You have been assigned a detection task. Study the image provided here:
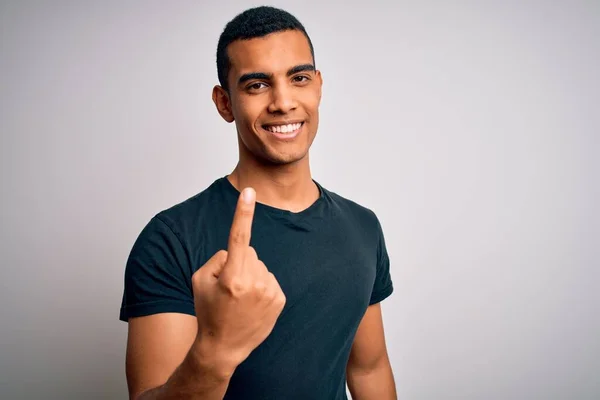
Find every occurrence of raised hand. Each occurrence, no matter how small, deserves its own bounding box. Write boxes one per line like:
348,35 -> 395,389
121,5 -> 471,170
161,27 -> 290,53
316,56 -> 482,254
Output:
191,187 -> 286,374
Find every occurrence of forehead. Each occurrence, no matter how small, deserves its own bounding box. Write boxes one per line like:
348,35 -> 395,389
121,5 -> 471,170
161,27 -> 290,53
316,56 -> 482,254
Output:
227,30 -> 313,76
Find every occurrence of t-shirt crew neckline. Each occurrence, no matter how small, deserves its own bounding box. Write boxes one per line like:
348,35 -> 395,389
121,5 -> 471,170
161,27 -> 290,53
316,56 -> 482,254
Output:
220,175 -> 326,219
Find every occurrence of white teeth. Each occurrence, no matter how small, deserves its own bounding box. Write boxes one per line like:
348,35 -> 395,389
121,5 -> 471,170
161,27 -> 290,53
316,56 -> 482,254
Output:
266,123 -> 302,133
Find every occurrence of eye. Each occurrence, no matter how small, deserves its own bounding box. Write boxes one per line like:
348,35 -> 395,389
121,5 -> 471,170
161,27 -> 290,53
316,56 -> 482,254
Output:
293,75 -> 311,83
247,82 -> 268,91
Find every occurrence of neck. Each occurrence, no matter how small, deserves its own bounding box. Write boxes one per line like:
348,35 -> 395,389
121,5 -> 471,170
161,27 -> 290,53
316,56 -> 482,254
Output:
227,151 -> 319,213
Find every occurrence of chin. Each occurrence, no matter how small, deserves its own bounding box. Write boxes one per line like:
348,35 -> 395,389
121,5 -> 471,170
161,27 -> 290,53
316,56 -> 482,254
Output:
261,149 -> 308,166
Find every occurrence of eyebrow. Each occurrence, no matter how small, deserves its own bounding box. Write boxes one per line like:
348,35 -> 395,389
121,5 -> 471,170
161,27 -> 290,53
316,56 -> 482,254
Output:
287,64 -> 315,76
238,64 -> 316,85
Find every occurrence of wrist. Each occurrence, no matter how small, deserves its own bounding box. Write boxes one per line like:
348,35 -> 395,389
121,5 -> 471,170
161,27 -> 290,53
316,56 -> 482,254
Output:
191,334 -> 238,381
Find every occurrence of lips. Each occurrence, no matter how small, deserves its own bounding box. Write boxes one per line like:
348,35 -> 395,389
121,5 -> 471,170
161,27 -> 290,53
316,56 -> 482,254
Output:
262,122 -> 303,133
261,121 -> 304,139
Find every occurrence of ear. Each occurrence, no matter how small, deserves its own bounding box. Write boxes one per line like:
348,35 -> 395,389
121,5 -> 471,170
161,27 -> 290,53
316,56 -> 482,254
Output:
315,70 -> 323,103
212,85 -> 235,123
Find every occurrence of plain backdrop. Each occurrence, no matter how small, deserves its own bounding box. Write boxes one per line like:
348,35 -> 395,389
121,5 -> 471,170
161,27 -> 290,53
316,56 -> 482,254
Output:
1,1 -> 598,399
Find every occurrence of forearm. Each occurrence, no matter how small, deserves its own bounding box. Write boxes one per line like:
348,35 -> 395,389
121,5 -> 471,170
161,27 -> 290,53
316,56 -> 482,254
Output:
135,341 -> 234,400
347,359 -> 397,400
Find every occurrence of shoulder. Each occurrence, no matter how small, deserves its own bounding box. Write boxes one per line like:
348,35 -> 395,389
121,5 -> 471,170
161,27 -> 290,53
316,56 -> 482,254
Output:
320,183 -> 382,233
152,177 -> 231,240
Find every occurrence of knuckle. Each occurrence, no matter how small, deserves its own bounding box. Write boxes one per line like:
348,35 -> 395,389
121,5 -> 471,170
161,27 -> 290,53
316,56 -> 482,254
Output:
253,280 -> 267,294
277,288 -> 286,303
277,293 -> 287,308
238,207 -> 253,218
230,230 -> 248,246
262,290 -> 276,304
246,246 -> 258,260
222,277 -> 247,297
191,270 -> 202,287
258,260 -> 268,271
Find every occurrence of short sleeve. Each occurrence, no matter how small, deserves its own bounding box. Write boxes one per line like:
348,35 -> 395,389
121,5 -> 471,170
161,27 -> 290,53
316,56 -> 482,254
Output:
369,217 -> 394,305
119,216 -> 195,321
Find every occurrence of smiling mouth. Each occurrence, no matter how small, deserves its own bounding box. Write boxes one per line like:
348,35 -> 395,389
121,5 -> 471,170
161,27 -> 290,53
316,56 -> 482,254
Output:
262,122 -> 304,134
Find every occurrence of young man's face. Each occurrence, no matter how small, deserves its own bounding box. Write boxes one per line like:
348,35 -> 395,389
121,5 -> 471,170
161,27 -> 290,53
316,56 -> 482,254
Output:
214,29 -> 322,165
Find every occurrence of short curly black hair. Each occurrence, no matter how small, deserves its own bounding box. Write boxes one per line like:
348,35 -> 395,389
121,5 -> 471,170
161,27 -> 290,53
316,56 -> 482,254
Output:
216,6 -> 315,91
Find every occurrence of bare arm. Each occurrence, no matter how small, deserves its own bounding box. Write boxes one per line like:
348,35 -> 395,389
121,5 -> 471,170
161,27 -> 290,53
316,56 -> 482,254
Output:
346,303 -> 397,400
125,188 -> 285,400
126,313 -> 234,400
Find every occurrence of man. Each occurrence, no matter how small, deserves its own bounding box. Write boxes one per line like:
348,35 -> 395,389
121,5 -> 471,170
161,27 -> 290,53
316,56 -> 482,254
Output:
120,6 -> 396,400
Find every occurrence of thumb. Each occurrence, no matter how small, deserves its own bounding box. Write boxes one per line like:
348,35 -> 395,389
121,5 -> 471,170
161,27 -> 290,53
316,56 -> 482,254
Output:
198,250 -> 228,280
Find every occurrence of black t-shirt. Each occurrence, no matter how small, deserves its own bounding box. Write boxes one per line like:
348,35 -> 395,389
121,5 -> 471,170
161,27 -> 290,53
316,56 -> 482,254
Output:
120,176 -> 394,399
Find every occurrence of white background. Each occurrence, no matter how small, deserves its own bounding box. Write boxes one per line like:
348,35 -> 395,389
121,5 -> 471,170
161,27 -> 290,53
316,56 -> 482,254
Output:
1,1 -> 598,399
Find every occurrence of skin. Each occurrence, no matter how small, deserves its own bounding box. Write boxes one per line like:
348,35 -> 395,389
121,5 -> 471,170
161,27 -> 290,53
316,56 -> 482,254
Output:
212,29 -> 321,212
125,29 -> 396,399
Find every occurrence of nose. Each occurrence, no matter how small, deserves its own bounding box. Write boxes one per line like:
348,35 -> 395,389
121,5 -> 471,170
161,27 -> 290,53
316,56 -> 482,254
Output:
267,84 -> 297,114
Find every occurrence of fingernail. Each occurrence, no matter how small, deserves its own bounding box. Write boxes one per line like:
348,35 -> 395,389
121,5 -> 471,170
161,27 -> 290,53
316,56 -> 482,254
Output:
242,188 -> 255,204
